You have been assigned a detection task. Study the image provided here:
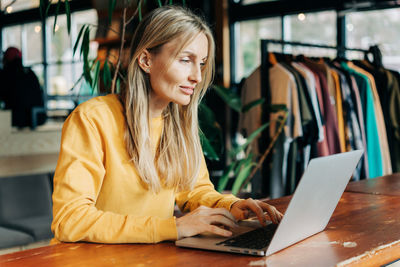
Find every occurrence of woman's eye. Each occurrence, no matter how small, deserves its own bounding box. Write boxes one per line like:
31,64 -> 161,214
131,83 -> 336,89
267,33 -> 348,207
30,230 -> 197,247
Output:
180,58 -> 191,63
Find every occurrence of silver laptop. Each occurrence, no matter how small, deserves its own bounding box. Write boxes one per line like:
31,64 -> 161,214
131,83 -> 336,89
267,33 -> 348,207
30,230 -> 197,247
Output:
176,150 -> 363,256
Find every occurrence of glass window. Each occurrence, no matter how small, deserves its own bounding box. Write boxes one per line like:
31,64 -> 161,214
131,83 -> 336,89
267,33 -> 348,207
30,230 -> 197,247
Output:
346,8 -> 400,71
48,63 -> 74,96
73,9 -> 98,61
284,11 -> 336,45
31,64 -> 44,87
1,0 -> 39,13
24,22 -> 43,65
46,8 -> 98,104
281,11 -> 337,58
236,17 -> 281,81
2,25 -> 22,50
46,15 -> 72,63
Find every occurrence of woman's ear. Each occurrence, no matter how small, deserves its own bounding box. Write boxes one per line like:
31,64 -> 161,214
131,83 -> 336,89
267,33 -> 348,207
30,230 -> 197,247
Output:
137,49 -> 152,73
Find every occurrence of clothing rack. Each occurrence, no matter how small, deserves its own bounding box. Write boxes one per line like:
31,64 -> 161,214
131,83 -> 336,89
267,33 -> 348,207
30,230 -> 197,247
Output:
258,39 -> 369,197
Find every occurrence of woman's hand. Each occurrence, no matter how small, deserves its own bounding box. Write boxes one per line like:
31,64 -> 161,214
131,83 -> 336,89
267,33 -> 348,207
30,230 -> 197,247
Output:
230,198 -> 283,226
176,206 -> 239,240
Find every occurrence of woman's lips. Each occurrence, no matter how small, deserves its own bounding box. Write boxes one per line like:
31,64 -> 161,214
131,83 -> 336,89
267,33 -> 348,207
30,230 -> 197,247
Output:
180,86 -> 194,95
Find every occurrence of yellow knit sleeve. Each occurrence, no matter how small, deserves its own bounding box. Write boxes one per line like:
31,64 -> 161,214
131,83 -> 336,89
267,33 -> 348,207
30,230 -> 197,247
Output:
51,110 -> 177,243
175,155 -> 240,213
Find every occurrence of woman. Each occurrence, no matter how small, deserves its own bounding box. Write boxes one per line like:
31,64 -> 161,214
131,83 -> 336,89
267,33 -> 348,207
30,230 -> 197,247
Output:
51,5 -> 282,244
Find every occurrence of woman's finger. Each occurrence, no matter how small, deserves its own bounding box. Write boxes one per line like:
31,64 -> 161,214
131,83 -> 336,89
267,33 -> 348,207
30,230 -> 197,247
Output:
243,198 -> 267,226
257,201 -> 282,224
206,207 -> 238,223
206,225 -> 232,237
208,214 -> 238,230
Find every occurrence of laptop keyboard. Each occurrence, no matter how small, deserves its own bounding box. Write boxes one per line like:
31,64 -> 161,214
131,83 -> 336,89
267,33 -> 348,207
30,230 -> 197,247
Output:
216,223 -> 278,250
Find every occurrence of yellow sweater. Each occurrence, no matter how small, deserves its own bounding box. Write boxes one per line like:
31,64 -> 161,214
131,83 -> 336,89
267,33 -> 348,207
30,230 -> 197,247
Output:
51,94 -> 240,244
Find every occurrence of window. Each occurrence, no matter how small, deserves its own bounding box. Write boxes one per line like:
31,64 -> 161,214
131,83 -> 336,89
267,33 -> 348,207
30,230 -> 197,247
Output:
2,23 -> 44,85
346,8 -> 400,71
24,22 -> 43,65
2,25 -> 22,50
1,0 -> 39,13
234,11 -> 337,82
45,9 -> 98,110
235,17 -> 281,81
2,8 -> 98,111
283,11 -> 336,56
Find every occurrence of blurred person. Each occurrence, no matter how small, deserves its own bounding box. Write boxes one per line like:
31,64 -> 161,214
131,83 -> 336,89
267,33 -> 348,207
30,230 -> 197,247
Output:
0,47 -> 46,128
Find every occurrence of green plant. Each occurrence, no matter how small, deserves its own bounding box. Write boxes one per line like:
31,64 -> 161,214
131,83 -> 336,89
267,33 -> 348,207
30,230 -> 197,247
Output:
205,85 -> 288,196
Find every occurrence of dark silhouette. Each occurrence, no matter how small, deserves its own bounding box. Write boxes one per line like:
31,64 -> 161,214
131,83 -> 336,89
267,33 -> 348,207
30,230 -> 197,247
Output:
0,47 -> 46,128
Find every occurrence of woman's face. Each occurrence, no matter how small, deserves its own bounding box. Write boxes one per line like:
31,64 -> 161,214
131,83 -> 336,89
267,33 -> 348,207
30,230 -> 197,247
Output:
147,32 -> 209,113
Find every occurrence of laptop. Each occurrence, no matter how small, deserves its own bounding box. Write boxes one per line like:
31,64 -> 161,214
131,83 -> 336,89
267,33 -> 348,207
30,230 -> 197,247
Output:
176,150 -> 363,256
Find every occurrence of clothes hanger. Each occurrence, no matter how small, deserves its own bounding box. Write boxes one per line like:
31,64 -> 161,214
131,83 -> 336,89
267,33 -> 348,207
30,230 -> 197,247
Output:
363,45 -> 383,68
268,52 -> 278,65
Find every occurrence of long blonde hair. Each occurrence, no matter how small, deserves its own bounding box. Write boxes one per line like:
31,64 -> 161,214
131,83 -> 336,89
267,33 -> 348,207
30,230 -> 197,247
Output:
121,5 -> 215,193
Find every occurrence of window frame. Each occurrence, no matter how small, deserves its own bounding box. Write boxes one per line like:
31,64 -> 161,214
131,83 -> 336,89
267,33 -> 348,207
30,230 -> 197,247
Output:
0,0 -> 93,112
228,0 -> 400,84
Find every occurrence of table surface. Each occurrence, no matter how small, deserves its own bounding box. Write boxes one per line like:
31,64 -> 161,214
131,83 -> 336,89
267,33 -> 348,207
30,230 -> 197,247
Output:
345,173 -> 400,196
0,153 -> 59,178
1,189 -> 400,267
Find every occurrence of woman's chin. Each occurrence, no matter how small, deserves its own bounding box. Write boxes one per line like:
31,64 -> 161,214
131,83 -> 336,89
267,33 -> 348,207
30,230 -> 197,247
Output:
173,96 -> 191,106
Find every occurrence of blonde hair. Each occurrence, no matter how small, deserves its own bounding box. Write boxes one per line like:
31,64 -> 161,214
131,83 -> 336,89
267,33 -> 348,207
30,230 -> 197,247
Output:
121,5 -> 215,193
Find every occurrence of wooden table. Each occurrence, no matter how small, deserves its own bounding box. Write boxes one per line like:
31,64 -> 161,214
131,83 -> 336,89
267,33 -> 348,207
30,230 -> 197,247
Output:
0,153 -> 59,178
1,189 -> 400,266
346,173 -> 400,196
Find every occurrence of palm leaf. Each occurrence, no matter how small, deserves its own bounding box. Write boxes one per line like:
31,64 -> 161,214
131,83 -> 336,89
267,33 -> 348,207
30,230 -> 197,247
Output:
217,162 -> 237,192
65,0 -> 71,34
242,98 -> 265,113
199,131 -> 219,161
231,162 -> 256,196
138,1 -> 142,21
92,60 -> 101,92
231,122 -> 269,156
53,0 -> 61,33
73,25 -> 87,57
108,0 -> 117,25
103,60 -> 112,90
116,78 -> 121,93
212,85 -> 241,113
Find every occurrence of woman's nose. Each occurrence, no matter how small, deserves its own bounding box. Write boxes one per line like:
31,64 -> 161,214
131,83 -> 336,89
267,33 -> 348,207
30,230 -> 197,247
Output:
189,64 -> 202,84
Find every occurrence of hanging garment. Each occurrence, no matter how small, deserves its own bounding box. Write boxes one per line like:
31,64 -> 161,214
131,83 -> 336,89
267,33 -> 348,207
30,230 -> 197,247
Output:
268,63 -> 303,198
335,68 -> 364,180
341,63 -> 383,178
346,62 -> 392,175
301,59 -> 341,155
279,62 -> 319,172
291,63 -> 324,142
387,70 -> 400,172
348,74 -> 370,178
330,69 -> 346,152
296,63 -> 330,157
238,67 -> 262,156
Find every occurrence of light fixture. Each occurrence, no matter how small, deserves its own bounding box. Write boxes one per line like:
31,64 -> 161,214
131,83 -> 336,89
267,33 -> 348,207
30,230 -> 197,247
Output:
55,24 -> 60,32
346,23 -> 354,32
6,6 -> 13,13
35,26 -> 41,33
298,13 -> 306,21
